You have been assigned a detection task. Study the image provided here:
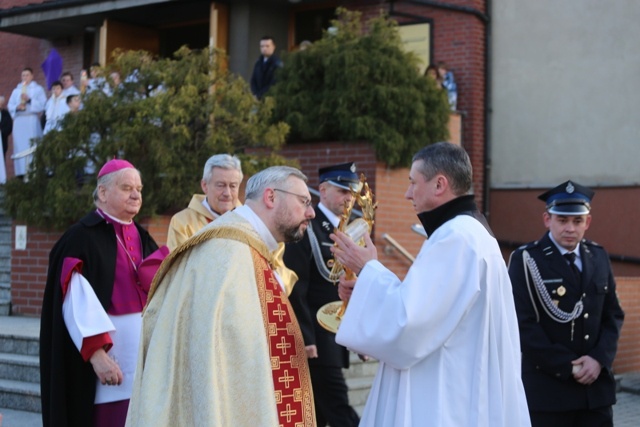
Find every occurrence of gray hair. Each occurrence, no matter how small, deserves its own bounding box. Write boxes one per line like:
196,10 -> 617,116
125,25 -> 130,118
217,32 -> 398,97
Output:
202,154 -> 243,182
412,142 -> 472,196
245,166 -> 307,201
92,167 -> 140,204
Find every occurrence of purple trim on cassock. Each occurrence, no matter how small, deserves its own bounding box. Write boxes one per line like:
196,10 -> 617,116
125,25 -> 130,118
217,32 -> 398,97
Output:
108,221 -> 146,315
60,257 -> 83,297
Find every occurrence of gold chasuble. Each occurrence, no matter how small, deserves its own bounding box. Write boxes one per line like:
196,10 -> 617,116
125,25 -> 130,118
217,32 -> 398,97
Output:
126,212 -> 315,427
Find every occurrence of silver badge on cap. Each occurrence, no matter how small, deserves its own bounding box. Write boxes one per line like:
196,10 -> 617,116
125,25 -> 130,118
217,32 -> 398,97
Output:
566,182 -> 575,193
350,163 -> 356,173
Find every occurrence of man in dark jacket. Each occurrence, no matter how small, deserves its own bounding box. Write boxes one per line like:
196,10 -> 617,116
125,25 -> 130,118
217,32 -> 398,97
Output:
250,35 -> 282,99
508,180 -> 624,427
284,162 -> 361,427
40,159 -> 163,427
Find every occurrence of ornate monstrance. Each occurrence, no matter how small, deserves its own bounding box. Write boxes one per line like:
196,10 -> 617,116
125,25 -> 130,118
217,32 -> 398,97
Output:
316,174 -> 376,333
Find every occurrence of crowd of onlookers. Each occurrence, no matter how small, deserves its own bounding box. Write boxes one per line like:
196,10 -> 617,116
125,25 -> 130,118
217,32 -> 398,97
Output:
0,64 -> 126,182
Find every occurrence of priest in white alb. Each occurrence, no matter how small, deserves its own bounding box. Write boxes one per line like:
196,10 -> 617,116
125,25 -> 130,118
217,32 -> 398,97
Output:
331,142 -> 531,427
7,67 -> 46,177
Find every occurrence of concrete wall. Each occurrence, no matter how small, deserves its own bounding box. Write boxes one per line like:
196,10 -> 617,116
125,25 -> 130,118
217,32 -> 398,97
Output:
490,0 -> 640,188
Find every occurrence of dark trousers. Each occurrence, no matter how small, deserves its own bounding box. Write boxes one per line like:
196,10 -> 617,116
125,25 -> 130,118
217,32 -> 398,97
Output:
530,406 -> 613,427
309,365 -> 360,427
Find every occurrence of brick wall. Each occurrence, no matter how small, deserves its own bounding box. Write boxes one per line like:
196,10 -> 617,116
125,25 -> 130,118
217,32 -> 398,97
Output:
613,277 -> 640,373
9,225 -> 56,315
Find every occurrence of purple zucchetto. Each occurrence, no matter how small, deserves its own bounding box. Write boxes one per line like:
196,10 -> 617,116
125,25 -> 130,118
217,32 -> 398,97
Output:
97,159 -> 135,178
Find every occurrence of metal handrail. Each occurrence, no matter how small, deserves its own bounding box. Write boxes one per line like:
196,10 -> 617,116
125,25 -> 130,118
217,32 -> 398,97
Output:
381,233 -> 416,263
10,145 -> 36,160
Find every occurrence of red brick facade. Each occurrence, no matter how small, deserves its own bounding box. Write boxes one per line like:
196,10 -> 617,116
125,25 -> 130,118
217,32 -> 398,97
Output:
615,278 -> 640,373
358,0 -> 488,207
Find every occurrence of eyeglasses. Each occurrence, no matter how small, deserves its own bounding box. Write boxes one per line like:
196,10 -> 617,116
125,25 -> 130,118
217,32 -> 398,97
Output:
273,188 -> 312,208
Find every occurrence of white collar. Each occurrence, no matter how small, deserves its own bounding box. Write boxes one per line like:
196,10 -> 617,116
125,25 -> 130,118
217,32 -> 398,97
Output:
233,205 -> 278,252
201,198 -> 220,218
317,202 -> 340,228
96,208 -> 133,225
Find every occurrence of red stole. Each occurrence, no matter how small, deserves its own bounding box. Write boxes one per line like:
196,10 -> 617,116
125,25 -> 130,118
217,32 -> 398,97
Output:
252,248 -> 315,427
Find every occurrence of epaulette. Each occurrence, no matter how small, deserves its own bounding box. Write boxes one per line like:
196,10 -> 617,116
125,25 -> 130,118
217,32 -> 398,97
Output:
582,238 -> 602,248
517,240 -> 539,251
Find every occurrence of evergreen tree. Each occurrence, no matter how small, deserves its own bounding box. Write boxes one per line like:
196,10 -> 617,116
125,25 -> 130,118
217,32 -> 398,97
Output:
271,8 -> 450,168
4,47 -> 291,229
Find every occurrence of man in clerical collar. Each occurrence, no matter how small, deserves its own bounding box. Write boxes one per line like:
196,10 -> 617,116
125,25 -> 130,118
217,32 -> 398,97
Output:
284,162 -> 362,427
508,180 -> 624,427
330,142 -> 530,426
166,154 -> 243,250
127,166 -> 317,426
40,159 -> 164,427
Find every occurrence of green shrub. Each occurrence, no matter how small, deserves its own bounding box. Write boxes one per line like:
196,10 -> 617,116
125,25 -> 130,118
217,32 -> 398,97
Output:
270,8 -> 450,168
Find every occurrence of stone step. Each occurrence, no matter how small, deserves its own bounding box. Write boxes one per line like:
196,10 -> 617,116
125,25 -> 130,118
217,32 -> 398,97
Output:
0,378 -> 41,413
0,406 -> 42,426
0,256 -> 10,272
0,335 -> 39,357
0,352 -> 39,383
0,271 -> 12,285
344,355 -> 379,379
346,375 -> 374,408
0,302 -> 9,316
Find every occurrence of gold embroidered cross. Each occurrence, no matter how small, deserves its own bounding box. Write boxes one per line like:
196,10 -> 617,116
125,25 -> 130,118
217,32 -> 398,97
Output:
278,369 -> 295,389
276,336 -> 292,355
280,403 -> 297,423
272,304 -> 286,322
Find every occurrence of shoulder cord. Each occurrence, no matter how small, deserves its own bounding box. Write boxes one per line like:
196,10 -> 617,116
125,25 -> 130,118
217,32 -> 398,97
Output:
523,250 -> 583,323
306,225 -> 337,283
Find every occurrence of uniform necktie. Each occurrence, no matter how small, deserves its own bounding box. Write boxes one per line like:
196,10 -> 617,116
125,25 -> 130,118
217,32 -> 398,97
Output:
564,252 -> 581,282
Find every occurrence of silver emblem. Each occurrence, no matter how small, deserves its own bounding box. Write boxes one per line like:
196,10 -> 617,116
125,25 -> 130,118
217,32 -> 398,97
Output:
566,182 -> 575,193
350,163 -> 356,172
322,221 -> 332,231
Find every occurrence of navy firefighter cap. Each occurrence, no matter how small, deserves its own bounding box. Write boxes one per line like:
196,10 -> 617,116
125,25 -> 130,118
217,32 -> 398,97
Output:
538,180 -> 595,215
318,162 -> 359,191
